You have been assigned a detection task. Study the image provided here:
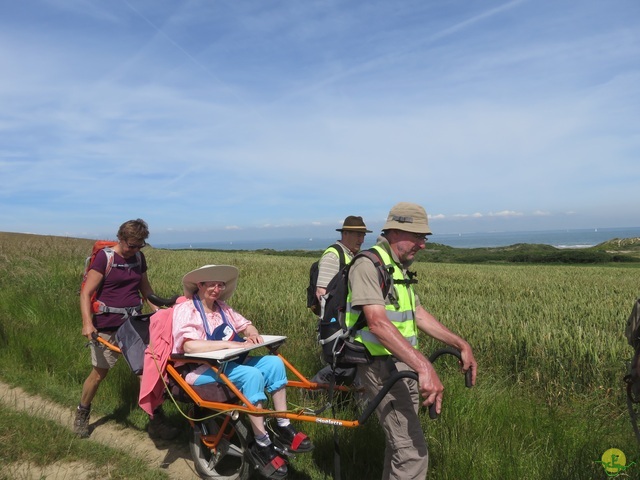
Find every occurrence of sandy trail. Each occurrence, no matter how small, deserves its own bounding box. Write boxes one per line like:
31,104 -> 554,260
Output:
0,379 -> 199,479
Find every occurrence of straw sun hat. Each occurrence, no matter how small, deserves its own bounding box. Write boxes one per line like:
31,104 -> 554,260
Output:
182,265 -> 239,301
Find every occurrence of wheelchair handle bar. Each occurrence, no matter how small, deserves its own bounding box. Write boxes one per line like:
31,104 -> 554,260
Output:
148,293 -> 180,307
427,347 -> 473,418
357,347 -> 472,424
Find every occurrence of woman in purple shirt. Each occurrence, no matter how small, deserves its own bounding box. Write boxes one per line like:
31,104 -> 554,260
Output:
74,219 -> 175,440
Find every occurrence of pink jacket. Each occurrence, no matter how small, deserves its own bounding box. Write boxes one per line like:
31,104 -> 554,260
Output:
138,297 -> 187,416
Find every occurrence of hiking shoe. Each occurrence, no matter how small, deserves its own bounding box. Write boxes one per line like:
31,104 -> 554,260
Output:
73,406 -> 91,438
148,410 -> 180,440
268,423 -> 314,453
248,441 -> 288,479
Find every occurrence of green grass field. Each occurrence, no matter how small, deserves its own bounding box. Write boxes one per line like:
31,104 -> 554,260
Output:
0,231 -> 638,479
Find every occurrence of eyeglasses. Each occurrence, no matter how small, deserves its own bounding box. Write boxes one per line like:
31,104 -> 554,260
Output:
205,282 -> 227,291
126,241 -> 146,249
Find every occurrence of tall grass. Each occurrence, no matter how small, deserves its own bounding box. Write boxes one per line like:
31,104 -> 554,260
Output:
0,232 -> 638,479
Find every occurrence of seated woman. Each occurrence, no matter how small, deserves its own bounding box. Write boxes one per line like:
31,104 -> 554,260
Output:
172,264 -> 312,478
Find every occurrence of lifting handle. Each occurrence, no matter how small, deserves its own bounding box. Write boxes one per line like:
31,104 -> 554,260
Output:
428,347 -> 473,419
357,347 -> 472,424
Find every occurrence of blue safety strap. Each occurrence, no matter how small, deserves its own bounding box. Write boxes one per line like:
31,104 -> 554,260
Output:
193,294 -> 247,366
193,294 -> 237,341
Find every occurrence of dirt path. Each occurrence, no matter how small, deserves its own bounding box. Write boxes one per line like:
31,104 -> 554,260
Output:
0,379 -> 200,479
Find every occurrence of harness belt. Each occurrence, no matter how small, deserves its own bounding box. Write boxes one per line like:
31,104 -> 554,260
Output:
94,302 -> 142,320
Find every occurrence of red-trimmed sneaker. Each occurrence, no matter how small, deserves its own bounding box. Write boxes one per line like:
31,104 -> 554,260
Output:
248,441 -> 288,479
269,422 -> 314,453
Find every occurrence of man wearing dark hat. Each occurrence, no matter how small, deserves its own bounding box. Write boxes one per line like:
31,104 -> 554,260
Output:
310,215 -> 372,386
315,215 -> 372,301
345,202 -> 477,480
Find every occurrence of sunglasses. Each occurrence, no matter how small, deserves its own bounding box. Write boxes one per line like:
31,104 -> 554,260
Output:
126,241 -> 146,249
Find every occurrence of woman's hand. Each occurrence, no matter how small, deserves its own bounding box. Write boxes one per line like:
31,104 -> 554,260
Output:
81,322 -> 97,340
242,324 -> 263,344
244,333 -> 263,345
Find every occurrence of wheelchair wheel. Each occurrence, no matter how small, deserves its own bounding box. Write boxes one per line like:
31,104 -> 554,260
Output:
189,413 -> 251,480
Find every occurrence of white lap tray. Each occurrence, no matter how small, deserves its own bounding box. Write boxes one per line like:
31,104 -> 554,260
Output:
182,335 -> 287,361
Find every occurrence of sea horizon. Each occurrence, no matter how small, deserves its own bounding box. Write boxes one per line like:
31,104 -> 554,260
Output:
155,226 -> 640,251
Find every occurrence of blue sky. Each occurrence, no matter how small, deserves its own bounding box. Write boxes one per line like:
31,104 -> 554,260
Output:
1,0 -> 638,245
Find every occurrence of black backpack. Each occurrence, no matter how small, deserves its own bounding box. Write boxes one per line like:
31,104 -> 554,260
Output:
306,243 -> 347,315
318,248 -> 391,369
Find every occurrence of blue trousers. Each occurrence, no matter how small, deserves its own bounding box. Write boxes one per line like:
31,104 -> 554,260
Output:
193,355 -> 287,405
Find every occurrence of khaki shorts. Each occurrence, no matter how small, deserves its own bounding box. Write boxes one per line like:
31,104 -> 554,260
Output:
90,332 -> 120,369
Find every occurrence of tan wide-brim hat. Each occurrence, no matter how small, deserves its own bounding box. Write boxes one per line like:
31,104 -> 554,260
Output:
182,265 -> 239,301
382,202 -> 433,235
336,215 -> 372,233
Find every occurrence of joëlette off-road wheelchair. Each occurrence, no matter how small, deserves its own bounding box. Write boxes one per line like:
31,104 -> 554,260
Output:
95,295 -> 471,480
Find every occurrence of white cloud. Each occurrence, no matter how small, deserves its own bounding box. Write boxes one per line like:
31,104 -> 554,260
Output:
488,211 -> 524,218
0,0 -> 638,242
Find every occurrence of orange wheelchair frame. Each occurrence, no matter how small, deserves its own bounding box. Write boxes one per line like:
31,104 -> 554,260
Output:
94,326 -> 470,480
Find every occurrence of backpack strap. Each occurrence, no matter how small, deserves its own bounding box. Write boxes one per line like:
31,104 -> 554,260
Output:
360,249 -> 392,302
324,243 -> 347,268
104,248 -> 142,276
91,248 -> 143,317
349,249 -> 391,331
333,243 -> 347,269
103,247 -> 116,279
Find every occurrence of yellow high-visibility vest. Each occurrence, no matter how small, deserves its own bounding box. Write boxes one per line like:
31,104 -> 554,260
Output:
345,244 -> 418,356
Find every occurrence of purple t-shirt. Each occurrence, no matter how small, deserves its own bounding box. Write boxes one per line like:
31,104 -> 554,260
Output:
91,248 -> 147,330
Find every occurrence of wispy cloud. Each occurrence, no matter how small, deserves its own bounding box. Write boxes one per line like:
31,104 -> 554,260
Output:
0,0 -> 638,242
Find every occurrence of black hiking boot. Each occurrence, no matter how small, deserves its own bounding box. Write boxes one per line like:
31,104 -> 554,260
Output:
248,441 -> 288,479
73,405 -> 91,438
147,408 -> 180,440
